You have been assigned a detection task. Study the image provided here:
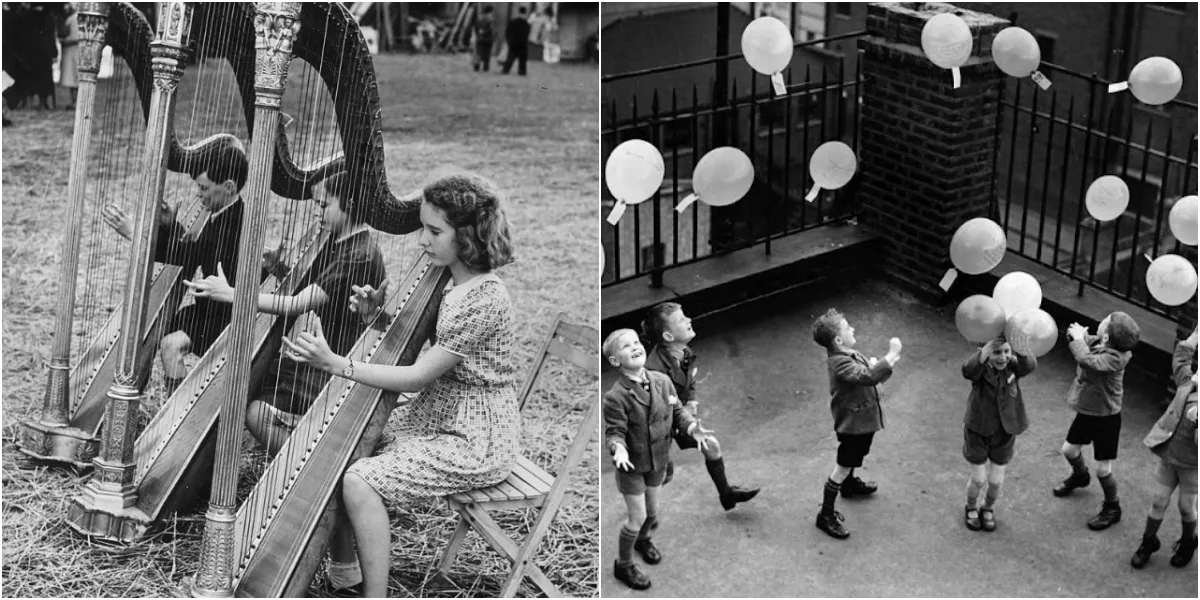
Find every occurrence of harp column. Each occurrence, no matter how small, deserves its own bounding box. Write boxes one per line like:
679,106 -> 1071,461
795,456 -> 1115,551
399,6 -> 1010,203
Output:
66,1 -> 194,544
19,1 -> 112,469
191,3 -> 302,597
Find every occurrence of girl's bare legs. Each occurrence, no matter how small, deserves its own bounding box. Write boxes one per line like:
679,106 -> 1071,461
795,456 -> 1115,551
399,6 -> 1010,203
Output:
344,472 -> 392,598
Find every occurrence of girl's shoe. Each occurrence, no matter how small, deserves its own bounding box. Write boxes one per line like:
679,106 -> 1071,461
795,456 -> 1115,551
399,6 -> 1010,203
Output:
979,508 -> 997,532
964,506 -> 981,531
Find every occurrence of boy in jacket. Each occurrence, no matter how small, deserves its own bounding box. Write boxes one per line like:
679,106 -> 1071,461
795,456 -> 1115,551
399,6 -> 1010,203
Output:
1131,329 -> 1197,569
811,308 -> 902,539
961,336 -> 1037,532
1053,312 -> 1140,531
603,328 -> 712,590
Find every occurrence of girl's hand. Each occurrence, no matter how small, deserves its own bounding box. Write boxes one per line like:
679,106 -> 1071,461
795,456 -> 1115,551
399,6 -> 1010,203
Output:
182,262 -> 234,303
281,315 -> 339,373
612,444 -> 633,471
100,203 -> 132,241
350,279 -> 389,321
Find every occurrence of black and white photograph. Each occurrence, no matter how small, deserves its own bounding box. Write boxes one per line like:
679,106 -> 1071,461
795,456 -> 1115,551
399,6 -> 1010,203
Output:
600,2 -> 1197,597
1,2 -> 598,597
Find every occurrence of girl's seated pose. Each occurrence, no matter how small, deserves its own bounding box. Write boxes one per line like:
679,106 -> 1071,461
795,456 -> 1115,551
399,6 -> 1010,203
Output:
283,173 -> 518,598
184,170 -> 387,456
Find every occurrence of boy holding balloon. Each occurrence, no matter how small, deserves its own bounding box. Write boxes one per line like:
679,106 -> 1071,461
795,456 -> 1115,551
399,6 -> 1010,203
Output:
811,309 -> 902,539
1131,329 -> 1197,569
1052,312 -> 1140,531
960,336 -> 1037,532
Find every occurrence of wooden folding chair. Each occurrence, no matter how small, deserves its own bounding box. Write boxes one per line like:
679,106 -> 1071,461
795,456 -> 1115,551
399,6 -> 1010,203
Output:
437,312 -> 599,597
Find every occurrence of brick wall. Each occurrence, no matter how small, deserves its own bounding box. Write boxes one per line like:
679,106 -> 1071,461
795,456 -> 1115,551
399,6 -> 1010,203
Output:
856,3 -> 1009,299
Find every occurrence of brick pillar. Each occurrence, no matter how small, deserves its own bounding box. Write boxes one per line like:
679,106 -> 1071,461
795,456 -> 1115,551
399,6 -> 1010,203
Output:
857,3 -> 1009,300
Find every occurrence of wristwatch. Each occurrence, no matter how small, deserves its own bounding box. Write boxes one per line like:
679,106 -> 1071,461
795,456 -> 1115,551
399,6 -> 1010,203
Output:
341,358 -> 355,379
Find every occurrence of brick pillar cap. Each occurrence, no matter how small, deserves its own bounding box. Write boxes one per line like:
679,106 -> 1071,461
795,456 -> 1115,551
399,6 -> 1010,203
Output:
868,2 -> 1010,59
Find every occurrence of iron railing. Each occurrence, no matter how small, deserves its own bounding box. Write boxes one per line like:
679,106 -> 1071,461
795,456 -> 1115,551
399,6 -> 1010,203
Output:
601,32 -> 867,288
994,60 -> 1198,319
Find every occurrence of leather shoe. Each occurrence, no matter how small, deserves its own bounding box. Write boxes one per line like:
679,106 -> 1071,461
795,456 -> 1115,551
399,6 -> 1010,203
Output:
614,560 -> 651,590
1052,471 -> 1091,497
979,508 -> 997,532
720,486 -> 760,511
1131,537 -> 1160,569
1170,536 -> 1197,568
816,510 -> 850,539
841,476 -> 878,498
1086,502 -> 1121,530
634,538 -> 662,565
964,506 -> 981,531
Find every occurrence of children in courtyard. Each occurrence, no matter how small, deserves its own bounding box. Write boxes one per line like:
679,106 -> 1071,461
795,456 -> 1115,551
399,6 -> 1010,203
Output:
603,328 -> 713,590
642,302 -> 760,511
810,308 -> 902,539
1131,329 -> 1197,569
960,336 -> 1037,532
1053,312 -> 1140,531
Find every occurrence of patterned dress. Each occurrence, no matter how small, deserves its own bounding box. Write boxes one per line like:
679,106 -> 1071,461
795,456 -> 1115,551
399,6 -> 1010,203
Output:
347,273 -> 520,504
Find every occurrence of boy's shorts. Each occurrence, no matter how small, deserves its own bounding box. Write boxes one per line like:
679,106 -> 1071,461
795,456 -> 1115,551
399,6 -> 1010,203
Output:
1155,459 -> 1198,495
615,466 -> 668,495
836,432 -> 875,468
1065,413 -> 1122,461
963,426 -> 1015,465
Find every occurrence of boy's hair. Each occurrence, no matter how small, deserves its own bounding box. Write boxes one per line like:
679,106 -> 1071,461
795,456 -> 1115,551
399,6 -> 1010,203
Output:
812,308 -> 844,349
641,302 -> 681,346
422,173 -> 514,272
314,171 -> 367,225
200,142 -> 249,192
602,328 -> 637,360
1106,311 -> 1140,352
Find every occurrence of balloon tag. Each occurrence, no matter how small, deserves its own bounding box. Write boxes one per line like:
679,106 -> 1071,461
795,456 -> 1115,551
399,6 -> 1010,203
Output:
1031,71 -> 1052,90
676,193 -> 699,213
951,67 -> 962,89
771,72 -> 787,96
606,200 -> 627,226
939,268 -> 958,291
806,183 -> 822,202
1108,81 -> 1129,94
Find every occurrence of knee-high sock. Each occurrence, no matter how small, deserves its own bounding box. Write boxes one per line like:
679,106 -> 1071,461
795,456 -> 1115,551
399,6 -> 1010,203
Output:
1066,452 -> 1087,475
984,480 -> 1002,509
618,526 -> 638,564
706,456 -> 731,496
638,511 -> 658,542
966,478 -> 984,508
1142,516 -> 1163,543
1182,519 -> 1197,542
822,478 -> 841,515
1098,473 -> 1119,504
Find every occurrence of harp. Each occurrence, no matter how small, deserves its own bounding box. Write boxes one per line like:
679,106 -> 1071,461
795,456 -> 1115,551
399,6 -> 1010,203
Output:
58,10 -> 449,597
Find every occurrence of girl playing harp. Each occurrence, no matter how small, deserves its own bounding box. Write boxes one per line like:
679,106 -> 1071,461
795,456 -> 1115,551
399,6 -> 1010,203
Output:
284,173 -> 519,597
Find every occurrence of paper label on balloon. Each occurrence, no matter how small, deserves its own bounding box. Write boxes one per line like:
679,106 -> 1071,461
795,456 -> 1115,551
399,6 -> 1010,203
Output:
1031,71 -> 1052,90
676,193 -> 699,213
771,72 -> 787,96
939,268 -> 958,292
806,183 -> 821,202
1108,81 -> 1129,94
951,67 -> 962,89
606,200 -> 627,226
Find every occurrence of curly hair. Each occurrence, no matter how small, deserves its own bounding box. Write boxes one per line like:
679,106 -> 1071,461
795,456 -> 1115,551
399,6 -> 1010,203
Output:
811,308 -> 844,349
422,173 -> 514,272
642,302 -> 682,346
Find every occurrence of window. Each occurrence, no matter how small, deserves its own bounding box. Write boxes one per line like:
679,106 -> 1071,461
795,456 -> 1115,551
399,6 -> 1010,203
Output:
1034,31 -> 1057,64
834,3 -> 853,17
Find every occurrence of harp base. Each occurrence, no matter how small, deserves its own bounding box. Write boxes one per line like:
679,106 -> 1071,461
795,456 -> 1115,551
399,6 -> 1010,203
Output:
66,478 -> 152,544
15,421 -> 99,472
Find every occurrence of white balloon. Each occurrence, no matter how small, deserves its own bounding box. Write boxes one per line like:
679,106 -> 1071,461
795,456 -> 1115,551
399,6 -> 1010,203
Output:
992,271 -> 1042,316
1146,254 -> 1198,307
1085,175 -> 1129,222
741,16 -> 794,76
809,141 -> 857,190
1169,195 -> 1198,246
921,13 -> 973,70
605,140 -> 665,204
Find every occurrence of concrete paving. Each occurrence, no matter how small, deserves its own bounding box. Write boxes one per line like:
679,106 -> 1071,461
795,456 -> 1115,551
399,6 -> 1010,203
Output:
600,277 -> 1198,597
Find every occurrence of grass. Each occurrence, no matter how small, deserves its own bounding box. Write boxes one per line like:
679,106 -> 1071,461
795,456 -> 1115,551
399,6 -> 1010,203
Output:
2,52 -> 599,597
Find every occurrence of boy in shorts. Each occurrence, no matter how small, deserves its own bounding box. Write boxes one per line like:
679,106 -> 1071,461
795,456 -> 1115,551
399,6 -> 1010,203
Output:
1131,329 -> 1197,568
603,328 -> 712,590
810,308 -> 902,539
960,336 -> 1037,532
1053,312 -> 1140,531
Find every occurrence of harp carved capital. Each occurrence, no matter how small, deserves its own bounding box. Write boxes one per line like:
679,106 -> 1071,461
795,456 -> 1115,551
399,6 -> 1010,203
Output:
253,3 -> 302,99
154,2 -> 194,47
75,2 -> 111,76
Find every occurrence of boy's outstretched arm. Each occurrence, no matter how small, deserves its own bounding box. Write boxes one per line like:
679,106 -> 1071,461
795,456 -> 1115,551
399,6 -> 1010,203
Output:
962,343 -> 989,381
832,353 -> 892,386
1067,336 -> 1124,373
